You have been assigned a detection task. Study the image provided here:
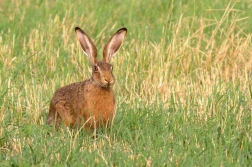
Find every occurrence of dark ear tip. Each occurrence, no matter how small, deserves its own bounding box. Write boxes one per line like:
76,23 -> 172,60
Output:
118,27 -> 127,34
75,27 -> 83,33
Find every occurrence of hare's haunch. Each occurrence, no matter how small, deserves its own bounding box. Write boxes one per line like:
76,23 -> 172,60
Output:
47,27 -> 127,130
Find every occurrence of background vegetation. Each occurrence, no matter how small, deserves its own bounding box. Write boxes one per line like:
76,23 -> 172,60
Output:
0,0 -> 251,166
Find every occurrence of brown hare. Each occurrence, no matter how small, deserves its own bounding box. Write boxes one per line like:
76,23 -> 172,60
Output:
46,27 -> 127,131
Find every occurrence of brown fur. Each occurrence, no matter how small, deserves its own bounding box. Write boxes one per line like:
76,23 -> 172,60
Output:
47,27 -> 127,131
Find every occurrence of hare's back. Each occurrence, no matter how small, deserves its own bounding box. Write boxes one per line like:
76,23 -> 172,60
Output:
50,82 -> 85,105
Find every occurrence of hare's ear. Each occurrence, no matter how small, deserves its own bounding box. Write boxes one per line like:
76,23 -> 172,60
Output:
103,28 -> 127,63
75,27 -> 98,65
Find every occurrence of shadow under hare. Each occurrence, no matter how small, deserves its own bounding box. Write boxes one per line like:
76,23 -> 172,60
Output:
47,27 -> 127,131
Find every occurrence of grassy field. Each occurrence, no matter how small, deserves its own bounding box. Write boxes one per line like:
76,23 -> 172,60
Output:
0,0 -> 252,166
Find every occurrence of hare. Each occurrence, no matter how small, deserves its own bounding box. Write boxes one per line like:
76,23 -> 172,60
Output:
46,27 -> 127,131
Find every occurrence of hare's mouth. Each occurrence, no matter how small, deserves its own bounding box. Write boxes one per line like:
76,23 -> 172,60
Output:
99,83 -> 114,88
99,78 -> 114,88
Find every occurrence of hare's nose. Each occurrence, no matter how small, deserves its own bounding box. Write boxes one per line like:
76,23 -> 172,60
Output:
105,79 -> 114,85
104,79 -> 109,84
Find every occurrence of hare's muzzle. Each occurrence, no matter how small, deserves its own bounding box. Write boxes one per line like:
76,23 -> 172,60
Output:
102,78 -> 114,87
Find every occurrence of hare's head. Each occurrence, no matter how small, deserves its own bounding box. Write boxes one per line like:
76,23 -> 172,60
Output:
75,27 -> 127,88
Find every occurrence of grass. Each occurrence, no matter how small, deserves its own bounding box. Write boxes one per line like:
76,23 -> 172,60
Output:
0,0 -> 252,166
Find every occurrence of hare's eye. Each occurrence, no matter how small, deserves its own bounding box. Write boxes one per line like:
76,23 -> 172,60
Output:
94,66 -> 98,72
111,66 -> 113,70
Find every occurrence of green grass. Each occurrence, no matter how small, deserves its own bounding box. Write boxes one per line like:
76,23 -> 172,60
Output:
1,0 -> 252,166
